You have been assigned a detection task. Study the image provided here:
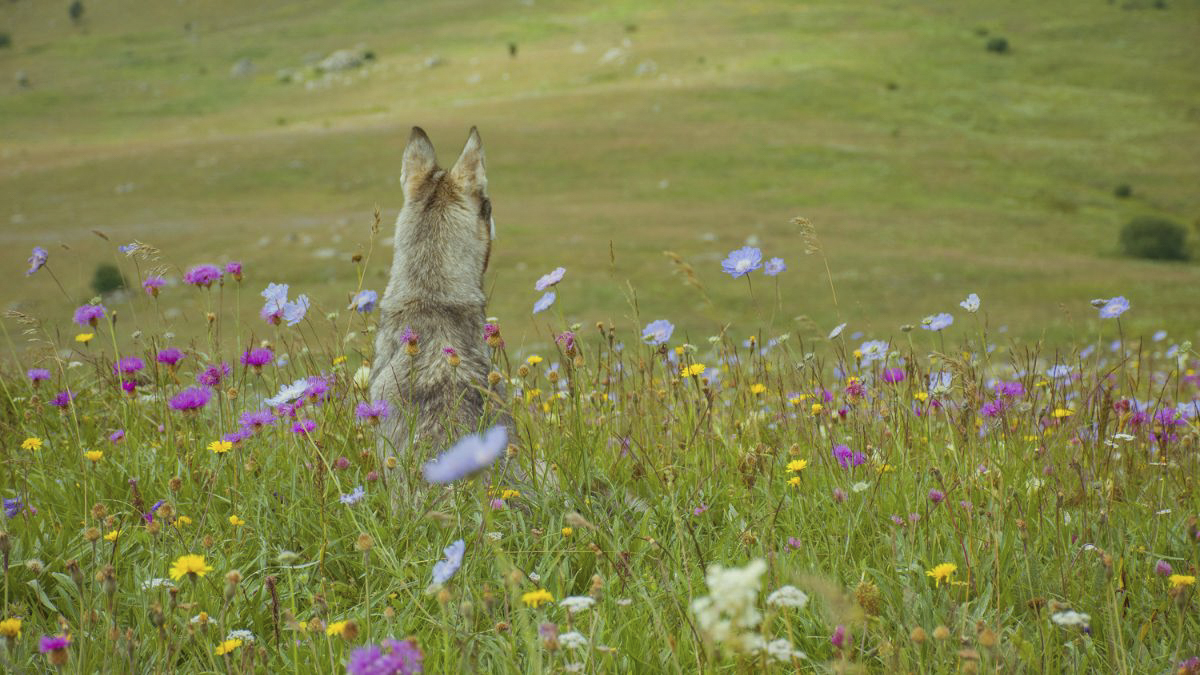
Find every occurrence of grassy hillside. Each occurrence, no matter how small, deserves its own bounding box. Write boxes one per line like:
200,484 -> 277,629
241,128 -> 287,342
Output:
1,0 -> 1198,353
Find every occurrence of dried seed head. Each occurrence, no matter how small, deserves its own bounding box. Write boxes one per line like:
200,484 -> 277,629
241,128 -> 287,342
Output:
932,625 -> 951,641
356,533 -> 373,552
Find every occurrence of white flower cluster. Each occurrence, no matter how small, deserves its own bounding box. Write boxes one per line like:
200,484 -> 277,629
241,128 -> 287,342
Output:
690,559 -> 768,653
765,638 -> 807,663
1050,610 -> 1091,629
766,585 -> 809,609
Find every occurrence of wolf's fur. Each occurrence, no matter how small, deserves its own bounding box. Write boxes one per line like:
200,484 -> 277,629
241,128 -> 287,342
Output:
369,127 -> 505,468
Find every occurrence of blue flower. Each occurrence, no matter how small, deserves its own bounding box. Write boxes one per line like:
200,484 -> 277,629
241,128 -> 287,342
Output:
959,293 -> 980,313
858,340 -> 889,363
921,313 -> 953,331
763,257 -> 786,276
118,243 -> 138,254
1098,296 -> 1129,319
339,486 -> 366,506
26,247 -> 48,276
282,295 -> 310,326
535,267 -> 566,291
349,289 -> 378,313
720,246 -> 762,278
1046,364 -> 1072,379
641,319 -> 674,346
431,539 -> 465,584
532,291 -> 556,314
3,497 -> 22,518
423,425 -> 507,484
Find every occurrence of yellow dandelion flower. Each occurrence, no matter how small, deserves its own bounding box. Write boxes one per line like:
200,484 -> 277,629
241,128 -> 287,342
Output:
788,396 -> 802,405
228,515 -> 245,527
104,530 -> 120,542
75,332 -> 94,343
811,403 -> 823,415
521,589 -> 554,608
913,392 -> 929,402
174,515 -> 193,527
0,617 -> 22,638
208,440 -> 232,454
876,463 -> 895,474
526,355 -> 543,366
682,363 -> 706,377
21,437 -> 43,451
1052,408 -> 1073,418
925,562 -> 957,587
561,527 -> 574,537
852,349 -> 862,359
332,355 -> 347,365
1169,574 -> 1196,589
215,638 -> 242,656
787,459 -> 808,472
749,383 -> 767,395
169,553 -> 213,581
326,620 -> 349,637
524,389 -> 541,402
787,476 -> 801,488
84,450 -> 103,462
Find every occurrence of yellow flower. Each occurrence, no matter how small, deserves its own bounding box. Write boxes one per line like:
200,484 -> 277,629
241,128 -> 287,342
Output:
104,530 -> 120,542
21,437 -> 43,451
788,395 -> 804,405
1052,408 -> 1073,418
175,515 -> 193,527
208,440 -> 232,454
787,459 -> 808,472
749,383 -> 767,395
0,617 -> 21,638
332,355 -> 347,365
913,392 -> 929,402
215,638 -> 242,656
926,562 -> 957,587
526,355 -> 543,366
852,349 -> 862,359
326,620 -> 349,637
524,389 -> 542,402
84,450 -> 103,462
1169,574 -> 1196,589
75,332 -> 94,343
229,515 -> 245,527
681,363 -> 706,377
521,589 -> 554,608
811,403 -> 823,415
876,463 -> 895,474
787,476 -> 802,487
169,554 -> 213,581
501,489 -> 521,499
561,527 -> 574,537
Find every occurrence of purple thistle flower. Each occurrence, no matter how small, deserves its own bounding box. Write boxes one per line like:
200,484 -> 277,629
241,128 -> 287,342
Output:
994,380 -> 1025,398
641,319 -> 674,346
721,246 -> 762,278
225,261 -> 243,281
240,409 -> 276,429
928,489 -> 945,504
401,326 -> 418,345
890,514 -> 905,526
1098,296 -> 1129,319
333,456 -> 351,470
786,536 -> 802,550
39,635 -> 70,653
349,289 -> 378,313
346,638 -> 423,675
355,400 -> 391,425
483,323 -> 504,347
832,444 -> 866,469
143,499 -> 165,524
423,425 -> 507,484
197,362 -> 231,387
73,304 -> 106,327
183,264 -> 222,288
27,368 -> 51,383
223,428 -> 253,444
51,389 -> 73,408
240,347 -> 274,369
4,497 -> 22,518
304,376 -> 331,403
535,266 -> 566,291
121,379 -> 137,394
109,429 -> 125,443
532,291 -> 556,314
291,419 -> 316,435
881,368 -> 905,384
921,312 -> 954,331
113,356 -> 145,375
980,400 -> 1006,418
156,347 -> 185,367
1155,560 -> 1172,576
27,246 -> 49,276
555,330 -> 576,353
431,539 -> 465,585
169,387 -> 211,412
142,275 -> 166,296
830,625 -> 847,650
763,257 -> 787,276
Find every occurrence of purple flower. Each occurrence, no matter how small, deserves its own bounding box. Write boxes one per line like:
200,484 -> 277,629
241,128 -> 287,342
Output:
346,639 -> 423,675
832,444 -> 866,469
282,295 -> 310,326
832,487 -> 847,503
721,246 -> 762,278
197,362 -> 231,387
4,497 -> 22,518
304,376 -> 331,403
786,536 -> 802,550
356,400 -> 391,425
641,319 -> 674,346
431,539 -> 465,584
423,425 -> 507,484
73,304 -> 106,327
121,379 -> 137,394
401,326 -> 418,346
532,291 -> 556,314
291,419 -> 316,434
142,275 -> 166,296
928,489 -> 945,504
27,368 -> 51,383
1098,296 -> 1129,319
535,267 -> 566,291
692,503 -> 709,516
39,635 -> 70,653
156,347 -> 185,367
830,625 -> 847,649
881,368 -> 905,384
223,428 -> 253,444
333,456 -> 351,470
225,261 -> 243,281
183,264 -> 222,288
555,331 -> 576,353
27,246 -> 48,276
349,289 -> 378,313
980,400 -> 1006,418
260,283 -> 289,324
240,347 -> 274,369
240,409 -> 276,429
113,356 -> 145,375
109,429 -> 125,443
1155,560 -> 1173,576
169,387 -> 211,412
763,257 -> 786,276
890,515 -> 904,526
921,312 -> 953,331
483,323 -> 503,347
51,390 -> 73,408
994,380 -> 1024,398
143,499 -> 165,524
340,486 -> 366,506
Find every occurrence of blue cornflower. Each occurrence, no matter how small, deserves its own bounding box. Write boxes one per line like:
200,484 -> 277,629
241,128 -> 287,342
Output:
282,295 -> 310,326
721,246 -> 762,278
349,289 -> 378,313
641,319 -> 674,346
532,291 -> 556,314
535,267 -> 566,291
3,497 -> 22,518
27,247 -> 48,276
921,313 -> 953,331
1098,296 -> 1129,319
431,539 -> 465,584
763,257 -> 786,276
960,293 -> 980,313
339,486 -> 366,506
423,425 -> 507,484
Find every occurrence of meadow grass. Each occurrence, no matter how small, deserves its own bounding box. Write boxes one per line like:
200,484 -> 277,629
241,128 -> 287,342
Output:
0,231 -> 1198,673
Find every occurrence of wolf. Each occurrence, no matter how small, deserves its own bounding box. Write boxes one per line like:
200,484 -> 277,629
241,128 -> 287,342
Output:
369,127 -> 508,483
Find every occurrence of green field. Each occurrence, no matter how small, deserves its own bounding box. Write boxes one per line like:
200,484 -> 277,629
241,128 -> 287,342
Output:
1,0 -> 1198,351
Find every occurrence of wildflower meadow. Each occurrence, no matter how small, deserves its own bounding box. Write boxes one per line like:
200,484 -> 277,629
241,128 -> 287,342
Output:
1,224 -> 1198,674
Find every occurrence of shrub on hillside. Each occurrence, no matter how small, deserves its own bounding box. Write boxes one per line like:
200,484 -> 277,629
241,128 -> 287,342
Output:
1119,216 -> 1189,261
1113,184 -> 1132,198
0,32 -> 11,49
90,263 -> 126,296
986,37 -> 1010,54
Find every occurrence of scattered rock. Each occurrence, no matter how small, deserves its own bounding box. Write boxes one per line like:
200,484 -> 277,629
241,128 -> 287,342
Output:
569,41 -> 587,54
15,70 -> 30,88
230,58 -> 256,77
317,49 -> 364,72
634,59 -> 657,76
599,47 -> 627,66
424,55 -> 446,68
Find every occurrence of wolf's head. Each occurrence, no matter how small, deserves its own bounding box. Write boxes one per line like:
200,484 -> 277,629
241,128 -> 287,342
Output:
386,126 -> 493,306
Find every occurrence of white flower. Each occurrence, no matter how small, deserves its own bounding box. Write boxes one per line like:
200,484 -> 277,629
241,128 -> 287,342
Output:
766,585 -> 808,609
851,481 -> 870,493
140,578 -> 175,591
1051,610 -> 1091,628
828,323 -> 847,339
486,532 -> 502,541
616,598 -> 633,606
765,638 -> 807,663
265,378 -> 309,407
559,631 -> 588,650
563,663 -> 585,673
225,629 -> 256,643
560,596 -> 596,613
353,365 -> 371,390
1025,477 -> 1044,494
960,293 -> 980,313
528,572 -> 541,583
690,559 -> 767,653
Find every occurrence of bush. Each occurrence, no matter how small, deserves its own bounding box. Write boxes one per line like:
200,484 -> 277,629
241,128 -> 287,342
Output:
1119,216 -> 1189,261
90,263 -> 126,296
69,1 -> 85,24
986,37 -> 1010,54
1113,183 -> 1132,198
0,33 -> 11,49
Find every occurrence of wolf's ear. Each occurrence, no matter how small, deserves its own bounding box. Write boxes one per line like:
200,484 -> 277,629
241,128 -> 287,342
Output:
401,127 -> 437,196
450,126 -> 487,191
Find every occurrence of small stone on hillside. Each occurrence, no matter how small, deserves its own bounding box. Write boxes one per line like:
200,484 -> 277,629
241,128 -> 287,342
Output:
424,55 -> 446,68
599,47 -> 627,66
318,49 -> 364,72
231,58 -> 256,78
